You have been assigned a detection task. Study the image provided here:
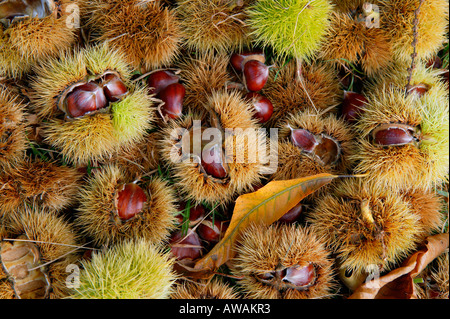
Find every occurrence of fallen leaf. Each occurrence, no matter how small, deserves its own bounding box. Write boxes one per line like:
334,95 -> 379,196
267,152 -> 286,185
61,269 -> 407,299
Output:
349,233 -> 449,299
193,173 -> 339,272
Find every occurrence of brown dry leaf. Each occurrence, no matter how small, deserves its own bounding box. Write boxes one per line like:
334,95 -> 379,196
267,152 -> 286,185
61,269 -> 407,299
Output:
349,233 -> 449,299
193,173 -> 339,272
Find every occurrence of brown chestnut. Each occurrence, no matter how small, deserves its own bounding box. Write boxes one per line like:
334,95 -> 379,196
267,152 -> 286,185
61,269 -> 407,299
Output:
278,202 -> 303,224
176,202 -> 206,226
291,129 -> 319,153
197,218 -> 228,244
372,123 -> 416,146
158,83 -> 185,120
65,82 -> 108,118
243,60 -> 269,92
282,263 -> 316,288
291,129 -> 341,165
406,83 -> 430,97
114,183 -> 147,221
245,92 -> 274,123
341,91 -> 367,123
230,50 -> 266,73
101,73 -> 128,102
426,56 -> 443,69
147,70 -> 180,95
169,229 -> 203,261
201,143 -> 228,179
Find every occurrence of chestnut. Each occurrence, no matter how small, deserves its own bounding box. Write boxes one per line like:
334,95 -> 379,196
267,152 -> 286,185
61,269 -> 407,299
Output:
341,91 -> 367,123
101,73 -> 128,102
158,83 -> 185,120
243,60 -> 269,92
230,50 -> 266,73
278,202 -> 303,224
372,123 -> 416,146
169,229 -> 203,261
201,143 -> 228,179
147,70 -> 180,95
65,82 -> 107,118
291,129 -> 319,153
245,92 -> 273,123
197,218 -> 229,244
114,183 -> 147,221
426,55 -> 443,69
406,83 -> 430,97
176,202 -> 206,226
282,263 -> 316,288
290,128 -> 341,166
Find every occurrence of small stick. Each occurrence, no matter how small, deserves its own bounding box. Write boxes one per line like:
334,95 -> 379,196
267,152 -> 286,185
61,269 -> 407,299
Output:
1,238 -> 100,251
405,0 -> 425,93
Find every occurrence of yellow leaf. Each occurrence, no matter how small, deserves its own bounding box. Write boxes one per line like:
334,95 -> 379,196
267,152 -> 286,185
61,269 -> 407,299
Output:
193,173 -> 339,272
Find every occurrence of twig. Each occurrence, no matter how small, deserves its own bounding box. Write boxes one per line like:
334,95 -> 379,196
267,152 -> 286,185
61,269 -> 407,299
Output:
1,238 -> 100,251
405,0 -> 425,93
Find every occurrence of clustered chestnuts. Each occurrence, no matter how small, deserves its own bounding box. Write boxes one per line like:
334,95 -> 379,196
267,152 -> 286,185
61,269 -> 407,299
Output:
230,50 -> 274,124
272,109 -> 356,187
0,207 -> 81,299
147,70 -> 185,121
61,72 -> 128,119
169,202 -> 229,264
28,44 -> 154,165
